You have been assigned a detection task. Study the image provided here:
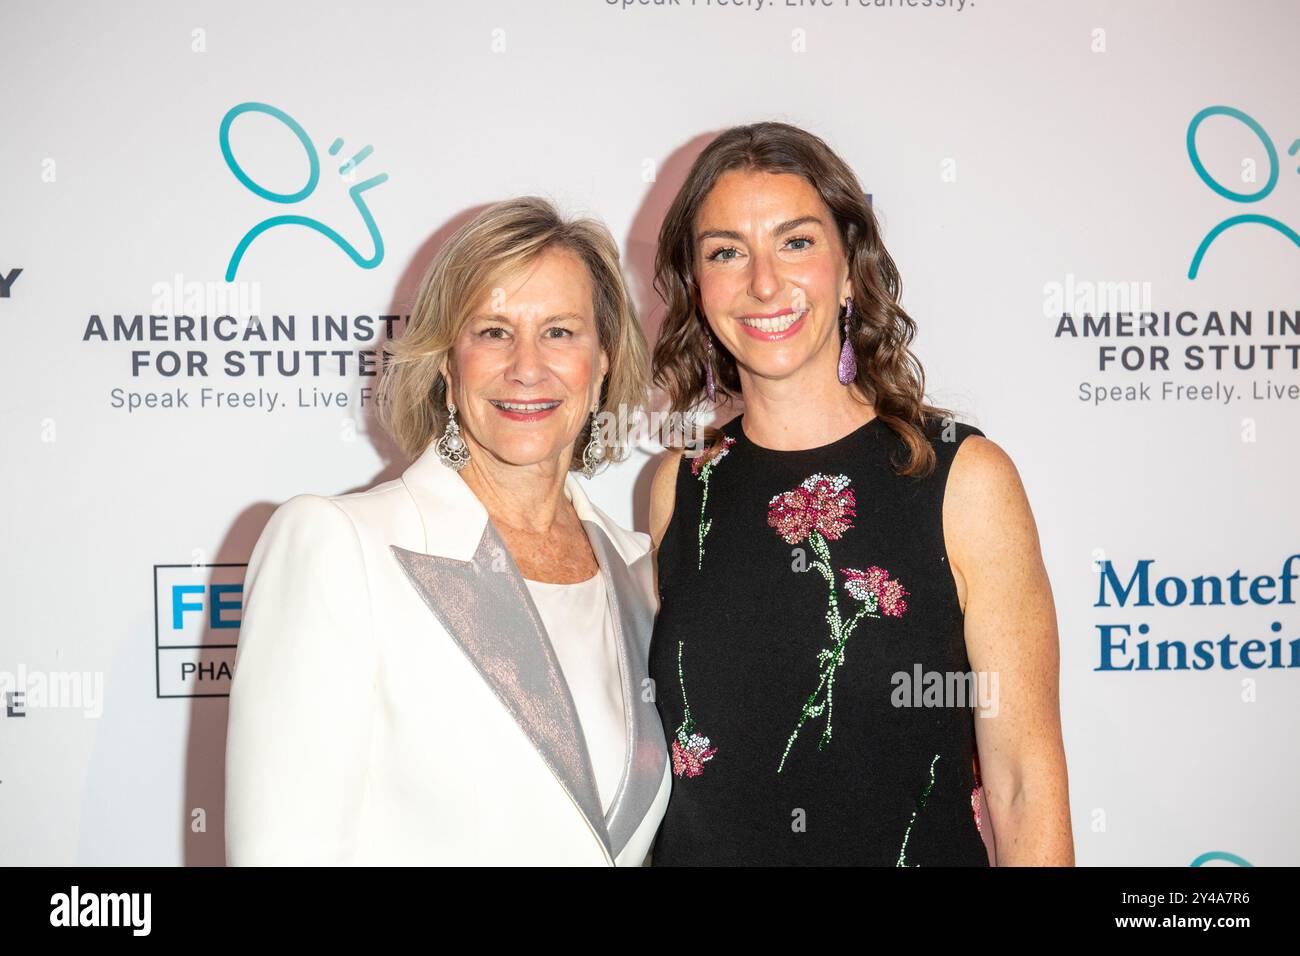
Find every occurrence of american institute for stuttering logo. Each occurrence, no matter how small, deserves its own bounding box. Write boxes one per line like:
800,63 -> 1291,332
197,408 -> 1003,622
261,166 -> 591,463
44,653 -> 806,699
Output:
153,563 -> 245,697
219,101 -> 390,281
1048,102 -> 1300,408
1186,104 -> 1300,279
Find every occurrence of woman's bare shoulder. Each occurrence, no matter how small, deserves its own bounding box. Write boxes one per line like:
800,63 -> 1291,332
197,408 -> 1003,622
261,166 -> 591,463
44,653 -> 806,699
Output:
649,448 -> 686,550
948,435 -> 1026,507
945,435 -> 1043,577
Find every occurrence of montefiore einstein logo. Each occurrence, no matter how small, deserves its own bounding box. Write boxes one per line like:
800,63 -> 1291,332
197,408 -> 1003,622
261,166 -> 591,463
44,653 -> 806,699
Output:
1094,555 -> 1300,671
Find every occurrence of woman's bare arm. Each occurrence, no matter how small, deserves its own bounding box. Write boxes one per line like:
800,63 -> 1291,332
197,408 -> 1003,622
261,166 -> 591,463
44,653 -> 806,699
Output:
648,449 -> 684,598
649,448 -> 684,551
945,435 -> 1074,866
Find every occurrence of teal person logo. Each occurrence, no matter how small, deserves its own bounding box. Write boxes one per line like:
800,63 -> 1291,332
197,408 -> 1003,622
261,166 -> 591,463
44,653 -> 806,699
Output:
1186,105 -> 1300,279
219,101 -> 389,281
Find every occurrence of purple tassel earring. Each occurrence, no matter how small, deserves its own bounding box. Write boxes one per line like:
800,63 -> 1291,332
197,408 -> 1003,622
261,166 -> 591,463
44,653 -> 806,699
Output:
705,337 -> 717,402
837,296 -> 857,385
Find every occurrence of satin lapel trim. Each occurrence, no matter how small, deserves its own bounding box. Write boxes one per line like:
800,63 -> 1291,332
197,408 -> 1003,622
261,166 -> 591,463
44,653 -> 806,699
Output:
583,519 -> 670,860
389,520 -> 611,859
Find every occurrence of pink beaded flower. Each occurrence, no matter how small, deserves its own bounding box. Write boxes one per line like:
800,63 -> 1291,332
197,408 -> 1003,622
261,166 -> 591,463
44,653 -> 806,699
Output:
690,434 -> 735,476
842,565 -> 909,617
671,733 -> 718,778
766,473 -> 857,544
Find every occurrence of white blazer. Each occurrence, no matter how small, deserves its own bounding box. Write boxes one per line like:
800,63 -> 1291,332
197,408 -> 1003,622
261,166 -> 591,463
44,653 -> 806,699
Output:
224,440 -> 672,865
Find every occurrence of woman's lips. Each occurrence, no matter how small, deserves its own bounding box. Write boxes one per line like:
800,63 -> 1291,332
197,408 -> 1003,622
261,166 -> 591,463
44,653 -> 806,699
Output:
735,308 -> 808,342
488,399 -> 561,422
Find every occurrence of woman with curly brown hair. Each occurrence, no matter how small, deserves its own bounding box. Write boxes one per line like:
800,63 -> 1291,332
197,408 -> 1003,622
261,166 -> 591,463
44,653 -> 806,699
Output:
645,122 -> 1073,866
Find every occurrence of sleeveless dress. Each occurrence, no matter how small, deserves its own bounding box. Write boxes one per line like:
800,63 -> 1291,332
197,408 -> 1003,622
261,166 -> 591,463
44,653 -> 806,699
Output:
647,411 -> 992,866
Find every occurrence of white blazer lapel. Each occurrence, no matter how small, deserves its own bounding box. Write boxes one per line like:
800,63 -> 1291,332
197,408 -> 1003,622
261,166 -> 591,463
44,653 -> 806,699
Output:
567,478 -> 670,861
390,445 -> 610,858
391,444 -> 669,865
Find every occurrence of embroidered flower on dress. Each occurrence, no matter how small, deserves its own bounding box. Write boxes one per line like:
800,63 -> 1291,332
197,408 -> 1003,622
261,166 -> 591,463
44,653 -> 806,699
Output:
672,733 -> 718,778
769,473 -> 909,773
971,753 -> 986,837
766,473 -> 857,544
842,565 -> 910,617
671,640 -> 716,778
693,435 -> 736,570
690,434 -> 735,475
842,566 -> 886,601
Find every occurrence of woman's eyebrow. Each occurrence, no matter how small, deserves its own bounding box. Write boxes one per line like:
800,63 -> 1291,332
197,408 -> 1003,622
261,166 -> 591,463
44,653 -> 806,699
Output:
696,215 -> 824,244
468,311 -> 586,323
773,215 -> 823,234
696,228 -> 745,243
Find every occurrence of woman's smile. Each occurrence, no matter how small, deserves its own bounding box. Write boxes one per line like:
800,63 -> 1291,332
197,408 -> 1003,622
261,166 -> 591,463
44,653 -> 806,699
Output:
488,397 -> 563,422
735,307 -> 809,341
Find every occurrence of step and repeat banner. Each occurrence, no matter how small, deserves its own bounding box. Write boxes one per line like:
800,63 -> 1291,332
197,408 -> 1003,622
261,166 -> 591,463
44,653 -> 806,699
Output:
1,0 -> 1296,866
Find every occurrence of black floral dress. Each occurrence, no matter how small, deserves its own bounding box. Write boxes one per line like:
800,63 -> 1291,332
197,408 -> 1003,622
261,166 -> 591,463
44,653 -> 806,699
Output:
648,412 -> 993,865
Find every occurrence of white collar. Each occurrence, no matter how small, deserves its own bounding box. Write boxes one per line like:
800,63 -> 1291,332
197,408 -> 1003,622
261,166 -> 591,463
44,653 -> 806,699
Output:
399,440 -> 648,566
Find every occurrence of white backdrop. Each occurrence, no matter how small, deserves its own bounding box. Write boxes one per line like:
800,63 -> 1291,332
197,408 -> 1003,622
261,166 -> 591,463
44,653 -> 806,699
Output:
1,0 -> 1296,866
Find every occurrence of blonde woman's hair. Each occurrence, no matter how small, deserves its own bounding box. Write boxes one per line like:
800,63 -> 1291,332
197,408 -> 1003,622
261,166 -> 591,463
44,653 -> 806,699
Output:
378,196 -> 650,468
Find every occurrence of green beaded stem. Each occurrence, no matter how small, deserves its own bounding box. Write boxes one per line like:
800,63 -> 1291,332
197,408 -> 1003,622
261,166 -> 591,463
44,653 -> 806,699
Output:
777,531 -> 879,773
897,754 -> 940,867
675,639 -> 695,737
696,460 -> 717,570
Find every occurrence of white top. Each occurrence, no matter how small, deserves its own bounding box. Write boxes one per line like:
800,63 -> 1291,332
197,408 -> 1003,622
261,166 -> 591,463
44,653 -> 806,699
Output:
523,570 -> 627,815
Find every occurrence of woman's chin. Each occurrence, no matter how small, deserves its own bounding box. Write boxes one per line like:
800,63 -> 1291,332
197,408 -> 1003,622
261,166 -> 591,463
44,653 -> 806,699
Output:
476,435 -> 575,470
735,347 -> 820,381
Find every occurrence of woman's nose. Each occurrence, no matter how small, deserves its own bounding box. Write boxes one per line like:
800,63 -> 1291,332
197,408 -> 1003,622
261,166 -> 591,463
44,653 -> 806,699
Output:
506,336 -> 547,384
748,251 -> 781,301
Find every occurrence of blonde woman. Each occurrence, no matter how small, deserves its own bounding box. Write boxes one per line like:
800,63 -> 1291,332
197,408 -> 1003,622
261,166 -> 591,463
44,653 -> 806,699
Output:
225,197 -> 670,865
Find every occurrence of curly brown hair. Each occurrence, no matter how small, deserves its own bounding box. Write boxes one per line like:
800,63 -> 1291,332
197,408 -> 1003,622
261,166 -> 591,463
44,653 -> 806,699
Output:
651,121 -> 957,477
